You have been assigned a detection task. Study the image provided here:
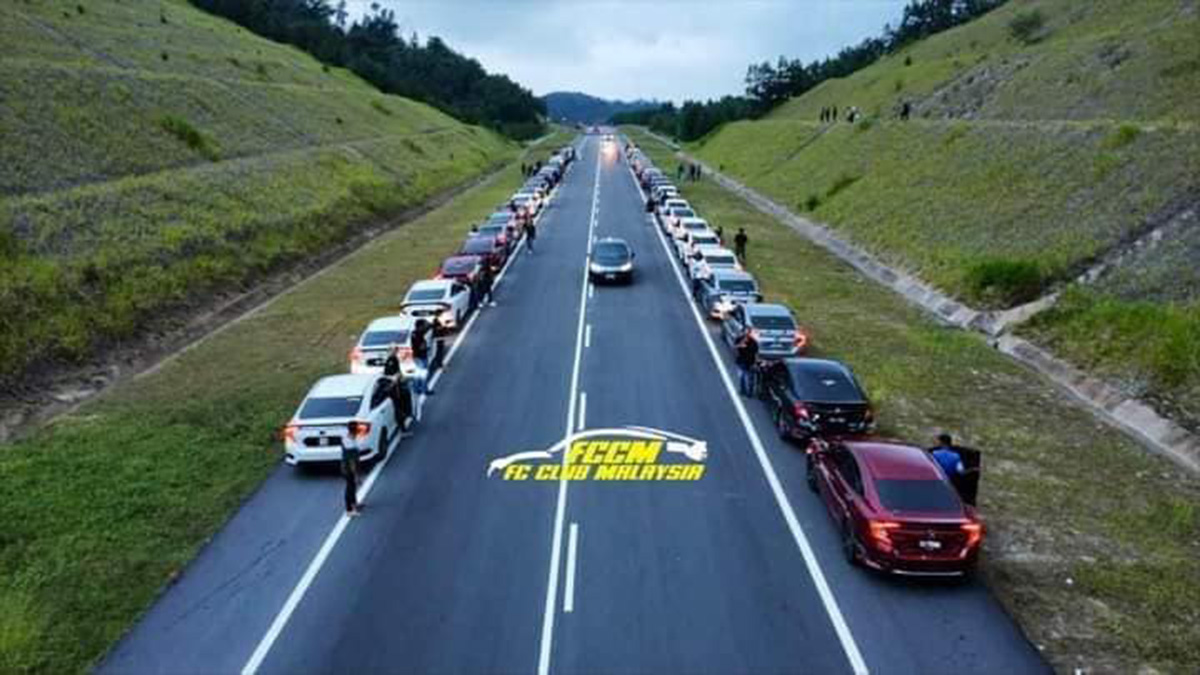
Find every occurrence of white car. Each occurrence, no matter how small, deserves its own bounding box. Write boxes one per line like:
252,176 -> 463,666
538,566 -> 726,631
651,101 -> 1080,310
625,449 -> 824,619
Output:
688,245 -> 742,280
349,315 -> 442,377
400,279 -> 472,332
656,198 -> 692,227
283,374 -> 402,466
652,185 -> 679,204
673,216 -> 711,242
510,194 -> 537,217
677,228 -> 721,261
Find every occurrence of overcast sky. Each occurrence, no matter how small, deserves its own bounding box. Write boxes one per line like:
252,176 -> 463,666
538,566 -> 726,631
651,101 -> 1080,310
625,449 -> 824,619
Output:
345,1 -> 910,102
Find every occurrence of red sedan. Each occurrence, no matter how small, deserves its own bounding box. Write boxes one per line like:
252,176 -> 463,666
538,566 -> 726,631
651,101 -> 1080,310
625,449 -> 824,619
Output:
460,234 -> 506,272
805,438 -> 984,576
437,255 -> 483,286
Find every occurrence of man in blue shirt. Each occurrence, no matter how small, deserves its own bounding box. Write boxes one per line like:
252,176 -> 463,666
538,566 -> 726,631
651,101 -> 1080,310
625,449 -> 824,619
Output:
930,433 -> 965,478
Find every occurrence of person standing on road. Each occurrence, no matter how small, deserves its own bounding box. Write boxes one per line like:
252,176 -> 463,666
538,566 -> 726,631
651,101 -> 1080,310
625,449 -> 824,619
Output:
478,264 -> 496,307
341,429 -> 363,516
734,227 -> 749,262
524,218 -> 537,253
410,319 -> 434,397
735,332 -> 760,397
383,351 -> 414,434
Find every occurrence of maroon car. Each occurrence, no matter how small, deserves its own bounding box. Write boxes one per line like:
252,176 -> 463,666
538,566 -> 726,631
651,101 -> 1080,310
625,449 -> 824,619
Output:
460,234 -> 506,272
437,255 -> 483,286
805,438 -> 984,576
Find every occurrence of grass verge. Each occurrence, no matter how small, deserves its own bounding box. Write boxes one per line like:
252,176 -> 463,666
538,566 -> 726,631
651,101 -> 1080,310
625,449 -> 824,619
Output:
0,132 -> 570,674
629,127 -> 1200,674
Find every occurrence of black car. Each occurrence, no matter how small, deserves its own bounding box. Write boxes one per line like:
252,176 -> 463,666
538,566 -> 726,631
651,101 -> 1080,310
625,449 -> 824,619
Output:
588,238 -> 635,284
759,358 -> 874,442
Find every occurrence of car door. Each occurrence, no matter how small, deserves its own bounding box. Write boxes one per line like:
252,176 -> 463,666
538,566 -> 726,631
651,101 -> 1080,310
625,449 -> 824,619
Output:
367,378 -> 393,446
450,283 -> 469,320
722,305 -> 745,347
762,362 -> 789,414
818,445 -> 856,526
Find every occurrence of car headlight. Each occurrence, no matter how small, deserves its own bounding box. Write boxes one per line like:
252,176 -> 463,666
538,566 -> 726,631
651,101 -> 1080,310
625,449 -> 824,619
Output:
618,262 -> 633,272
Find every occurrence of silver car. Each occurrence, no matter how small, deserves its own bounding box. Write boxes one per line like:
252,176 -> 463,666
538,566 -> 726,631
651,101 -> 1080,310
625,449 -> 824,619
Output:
721,303 -> 807,359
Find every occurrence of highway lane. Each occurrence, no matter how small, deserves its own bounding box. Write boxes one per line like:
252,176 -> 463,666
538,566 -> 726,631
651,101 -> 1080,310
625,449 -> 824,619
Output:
101,134 -> 1049,675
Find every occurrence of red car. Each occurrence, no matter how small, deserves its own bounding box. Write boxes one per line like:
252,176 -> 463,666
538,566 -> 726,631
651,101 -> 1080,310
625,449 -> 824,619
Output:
460,234 -> 506,272
805,438 -> 984,576
437,255 -> 483,286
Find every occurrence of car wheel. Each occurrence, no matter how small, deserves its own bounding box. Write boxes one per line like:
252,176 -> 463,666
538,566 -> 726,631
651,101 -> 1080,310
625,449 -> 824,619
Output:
842,522 -> 861,567
806,456 -> 818,492
376,428 -> 390,463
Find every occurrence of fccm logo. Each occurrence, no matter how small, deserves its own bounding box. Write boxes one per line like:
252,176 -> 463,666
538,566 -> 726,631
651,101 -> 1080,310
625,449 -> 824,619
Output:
487,426 -> 708,482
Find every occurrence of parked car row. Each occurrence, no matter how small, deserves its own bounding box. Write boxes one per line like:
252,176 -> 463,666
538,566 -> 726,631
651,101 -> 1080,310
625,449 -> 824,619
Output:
625,140 -> 985,577
281,144 -> 578,468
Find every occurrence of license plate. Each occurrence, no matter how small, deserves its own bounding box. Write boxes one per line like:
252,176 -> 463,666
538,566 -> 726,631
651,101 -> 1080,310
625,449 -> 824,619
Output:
919,540 -> 942,551
319,437 -> 329,447
828,417 -> 846,424
605,274 -> 616,280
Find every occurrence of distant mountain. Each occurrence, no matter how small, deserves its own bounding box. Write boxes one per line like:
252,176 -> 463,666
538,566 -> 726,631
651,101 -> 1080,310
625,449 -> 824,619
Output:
542,91 -> 658,124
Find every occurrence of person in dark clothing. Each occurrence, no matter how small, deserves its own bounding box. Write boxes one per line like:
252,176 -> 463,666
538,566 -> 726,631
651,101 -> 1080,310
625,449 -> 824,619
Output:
478,264 -> 495,307
382,351 -> 414,434
524,218 -> 537,253
715,224 -> 724,243
676,163 -> 685,180
899,101 -> 911,121
930,433 -> 965,478
341,432 -> 362,516
520,162 -> 527,177
410,320 -> 434,396
734,227 -> 749,262
735,332 -> 760,397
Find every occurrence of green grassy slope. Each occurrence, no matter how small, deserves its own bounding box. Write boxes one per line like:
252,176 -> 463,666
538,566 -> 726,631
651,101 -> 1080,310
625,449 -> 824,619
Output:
693,0 -> 1200,430
0,0 -> 515,382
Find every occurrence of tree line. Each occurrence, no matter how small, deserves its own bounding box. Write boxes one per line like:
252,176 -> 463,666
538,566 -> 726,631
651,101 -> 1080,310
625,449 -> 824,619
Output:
614,0 -> 1006,142
190,0 -> 546,139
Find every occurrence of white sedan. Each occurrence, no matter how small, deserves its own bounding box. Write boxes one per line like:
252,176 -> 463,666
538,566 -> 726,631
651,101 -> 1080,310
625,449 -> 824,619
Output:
400,279 -> 472,332
688,245 -> 742,281
283,374 -> 402,466
349,315 -> 442,377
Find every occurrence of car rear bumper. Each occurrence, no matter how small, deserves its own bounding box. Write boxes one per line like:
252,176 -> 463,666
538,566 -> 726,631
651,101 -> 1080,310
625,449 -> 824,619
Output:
285,443 -> 375,465
589,269 -> 632,284
860,549 -> 979,576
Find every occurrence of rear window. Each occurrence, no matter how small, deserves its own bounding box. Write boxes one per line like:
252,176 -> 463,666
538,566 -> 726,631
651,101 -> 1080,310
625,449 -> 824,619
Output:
874,479 -> 961,513
299,396 -> 362,420
487,214 -> 511,224
751,314 -> 795,330
407,289 -> 445,302
594,242 -> 630,263
671,208 -> 695,218
719,279 -> 757,293
462,239 -> 494,254
479,224 -> 504,235
683,221 -> 707,231
442,259 -> 476,275
362,330 -> 409,347
788,366 -> 863,401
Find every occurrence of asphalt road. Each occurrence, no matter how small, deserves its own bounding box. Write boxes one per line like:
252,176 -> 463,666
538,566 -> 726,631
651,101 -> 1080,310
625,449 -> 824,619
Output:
99,136 -> 1049,675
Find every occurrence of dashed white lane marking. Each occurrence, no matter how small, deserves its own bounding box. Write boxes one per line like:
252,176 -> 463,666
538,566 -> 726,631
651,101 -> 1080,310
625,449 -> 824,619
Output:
537,138 -> 602,675
584,324 -> 591,349
563,522 -> 580,614
577,392 -> 587,432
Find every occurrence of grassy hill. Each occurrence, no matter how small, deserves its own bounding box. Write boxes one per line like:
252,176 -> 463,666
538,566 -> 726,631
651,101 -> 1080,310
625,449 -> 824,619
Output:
0,0 -> 514,384
692,0 -> 1199,431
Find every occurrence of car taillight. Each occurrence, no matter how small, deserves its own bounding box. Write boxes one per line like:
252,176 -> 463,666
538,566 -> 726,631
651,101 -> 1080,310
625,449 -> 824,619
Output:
868,520 -> 900,550
283,424 -> 298,442
793,402 -> 810,420
349,347 -> 363,363
348,421 -> 371,440
962,522 -> 983,549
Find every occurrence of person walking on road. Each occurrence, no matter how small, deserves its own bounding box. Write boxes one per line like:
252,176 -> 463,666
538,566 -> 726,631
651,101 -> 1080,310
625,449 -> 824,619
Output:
524,218 -> 537,253
341,430 -> 363,516
735,332 -> 760,397
734,227 -> 749,262
410,319 -> 434,397
478,264 -> 496,307
383,351 -> 415,435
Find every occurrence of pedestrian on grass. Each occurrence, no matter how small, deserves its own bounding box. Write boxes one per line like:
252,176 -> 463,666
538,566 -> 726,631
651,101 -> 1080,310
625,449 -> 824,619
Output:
734,227 -> 749,262
676,163 -> 685,180
715,224 -> 725,243
341,429 -> 363,516
735,332 -> 760,397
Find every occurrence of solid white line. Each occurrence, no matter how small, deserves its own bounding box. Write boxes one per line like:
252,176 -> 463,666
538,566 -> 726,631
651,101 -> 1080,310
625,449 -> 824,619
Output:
537,139 -> 601,675
241,159 -> 563,675
622,147 -> 870,675
577,392 -> 587,432
563,522 -> 580,614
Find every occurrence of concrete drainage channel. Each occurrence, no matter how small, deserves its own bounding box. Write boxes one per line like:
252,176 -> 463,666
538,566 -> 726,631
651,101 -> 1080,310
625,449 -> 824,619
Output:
642,130 -> 1200,473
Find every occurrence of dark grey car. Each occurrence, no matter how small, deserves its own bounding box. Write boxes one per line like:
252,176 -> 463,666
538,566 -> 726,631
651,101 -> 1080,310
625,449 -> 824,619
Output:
721,303 -> 806,359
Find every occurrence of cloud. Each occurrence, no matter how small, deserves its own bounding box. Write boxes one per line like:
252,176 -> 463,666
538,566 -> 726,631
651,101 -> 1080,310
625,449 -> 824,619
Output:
345,0 -> 909,102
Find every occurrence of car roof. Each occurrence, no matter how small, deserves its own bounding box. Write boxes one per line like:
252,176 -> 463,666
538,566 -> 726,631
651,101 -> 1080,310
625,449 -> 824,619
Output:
364,315 -> 416,333
410,279 -> 452,291
844,440 -> 944,481
690,229 -> 719,239
746,303 -> 793,318
712,268 -> 754,281
309,374 -> 375,398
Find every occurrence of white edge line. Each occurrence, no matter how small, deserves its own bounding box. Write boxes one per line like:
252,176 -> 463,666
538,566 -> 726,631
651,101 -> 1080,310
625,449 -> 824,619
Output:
241,151 -> 566,675
537,139 -> 601,675
563,522 -> 579,614
622,144 -> 870,675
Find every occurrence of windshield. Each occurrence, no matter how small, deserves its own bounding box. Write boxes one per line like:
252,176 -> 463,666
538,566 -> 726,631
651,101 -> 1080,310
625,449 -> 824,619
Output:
707,254 -> 737,266
593,242 -> 630,264
751,314 -> 795,330
671,208 -> 695,218
875,479 -> 961,513
406,289 -> 445,302
683,221 -> 708,231
299,396 -> 362,420
718,279 -> 757,293
362,330 -> 410,347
